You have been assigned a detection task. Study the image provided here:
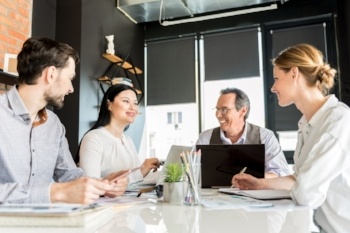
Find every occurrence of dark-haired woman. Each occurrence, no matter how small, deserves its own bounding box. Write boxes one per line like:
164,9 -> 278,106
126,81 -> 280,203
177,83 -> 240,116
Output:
78,84 -> 160,185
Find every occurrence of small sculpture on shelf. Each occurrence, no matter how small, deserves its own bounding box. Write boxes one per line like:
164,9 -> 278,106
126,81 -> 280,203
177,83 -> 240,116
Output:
105,35 -> 115,55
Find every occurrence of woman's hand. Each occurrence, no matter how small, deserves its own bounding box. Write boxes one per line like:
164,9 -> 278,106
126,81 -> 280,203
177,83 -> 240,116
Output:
140,158 -> 160,177
103,170 -> 130,182
231,173 -> 264,190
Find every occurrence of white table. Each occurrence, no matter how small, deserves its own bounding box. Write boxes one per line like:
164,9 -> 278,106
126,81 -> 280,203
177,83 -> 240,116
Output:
1,191 -> 313,233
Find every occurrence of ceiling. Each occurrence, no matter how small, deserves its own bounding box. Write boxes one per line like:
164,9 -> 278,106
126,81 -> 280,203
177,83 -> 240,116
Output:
117,0 -> 287,24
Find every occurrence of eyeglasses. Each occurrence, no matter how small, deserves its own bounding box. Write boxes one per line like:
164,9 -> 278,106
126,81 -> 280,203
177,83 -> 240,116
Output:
214,107 -> 235,115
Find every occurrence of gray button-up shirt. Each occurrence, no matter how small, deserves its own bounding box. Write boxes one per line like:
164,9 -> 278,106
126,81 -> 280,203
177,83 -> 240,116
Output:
0,86 -> 84,204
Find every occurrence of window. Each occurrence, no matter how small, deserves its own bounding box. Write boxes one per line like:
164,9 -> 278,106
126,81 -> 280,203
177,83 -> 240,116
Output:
200,28 -> 265,130
146,36 -> 198,160
145,28 -> 267,159
146,104 -> 198,160
202,78 -> 266,130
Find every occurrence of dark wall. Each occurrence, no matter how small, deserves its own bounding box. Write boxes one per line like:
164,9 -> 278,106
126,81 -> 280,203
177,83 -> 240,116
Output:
55,0 -> 82,159
32,0 -> 56,39
32,0 -> 81,156
32,0 -> 145,158
335,0 -> 350,106
79,0 -> 145,152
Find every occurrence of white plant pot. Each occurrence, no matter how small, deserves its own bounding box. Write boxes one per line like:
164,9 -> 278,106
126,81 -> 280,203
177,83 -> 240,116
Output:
163,182 -> 184,204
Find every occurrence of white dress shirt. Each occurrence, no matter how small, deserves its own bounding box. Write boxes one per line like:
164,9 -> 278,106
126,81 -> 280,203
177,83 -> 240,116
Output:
291,95 -> 350,233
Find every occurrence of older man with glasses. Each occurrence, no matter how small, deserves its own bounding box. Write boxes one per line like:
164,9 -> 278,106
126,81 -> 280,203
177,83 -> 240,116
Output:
196,87 -> 289,178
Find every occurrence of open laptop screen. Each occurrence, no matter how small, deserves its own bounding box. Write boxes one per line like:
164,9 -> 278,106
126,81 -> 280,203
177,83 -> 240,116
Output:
196,144 -> 265,188
156,145 -> 192,186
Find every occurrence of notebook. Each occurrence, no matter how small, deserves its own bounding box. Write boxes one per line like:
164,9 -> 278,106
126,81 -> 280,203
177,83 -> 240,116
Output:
196,144 -> 265,188
218,188 -> 291,200
0,204 -> 114,227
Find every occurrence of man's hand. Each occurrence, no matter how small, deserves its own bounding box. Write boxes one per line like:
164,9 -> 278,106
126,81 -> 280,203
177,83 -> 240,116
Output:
50,177 -> 114,204
103,171 -> 129,198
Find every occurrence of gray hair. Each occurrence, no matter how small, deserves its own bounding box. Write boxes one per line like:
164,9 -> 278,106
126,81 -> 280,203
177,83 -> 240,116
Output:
220,87 -> 250,120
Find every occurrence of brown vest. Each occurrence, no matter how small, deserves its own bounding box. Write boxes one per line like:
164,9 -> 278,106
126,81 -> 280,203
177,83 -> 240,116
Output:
209,122 -> 261,144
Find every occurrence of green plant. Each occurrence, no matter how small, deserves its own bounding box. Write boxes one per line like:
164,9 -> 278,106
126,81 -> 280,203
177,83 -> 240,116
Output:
164,163 -> 183,183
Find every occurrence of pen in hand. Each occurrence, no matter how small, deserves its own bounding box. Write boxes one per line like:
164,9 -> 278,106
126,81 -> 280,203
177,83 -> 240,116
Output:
231,167 -> 247,188
239,167 -> 247,175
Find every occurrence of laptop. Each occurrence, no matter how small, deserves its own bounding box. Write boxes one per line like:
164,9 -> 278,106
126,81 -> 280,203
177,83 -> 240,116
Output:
126,145 -> 192,194
196,144 -> 265,188
156,145 -> 193,185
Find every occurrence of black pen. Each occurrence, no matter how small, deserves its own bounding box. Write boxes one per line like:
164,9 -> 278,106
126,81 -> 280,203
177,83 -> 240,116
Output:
137,187 -> 155,197
73,203 -> 100,211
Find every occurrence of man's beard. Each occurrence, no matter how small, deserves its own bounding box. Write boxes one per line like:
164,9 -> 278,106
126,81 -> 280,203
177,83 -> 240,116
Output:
45,95 -> 64,109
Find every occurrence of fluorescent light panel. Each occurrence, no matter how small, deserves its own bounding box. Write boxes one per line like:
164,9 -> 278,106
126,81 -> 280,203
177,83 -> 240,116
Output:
161,3 -> 278,26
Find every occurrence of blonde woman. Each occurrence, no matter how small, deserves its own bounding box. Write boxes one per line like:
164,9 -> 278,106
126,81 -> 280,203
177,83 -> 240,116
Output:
232,44 -> 350,233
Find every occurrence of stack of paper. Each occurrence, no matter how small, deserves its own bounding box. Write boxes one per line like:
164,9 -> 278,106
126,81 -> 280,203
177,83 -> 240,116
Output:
218,188 -> 291,200
0,203 -> 114,228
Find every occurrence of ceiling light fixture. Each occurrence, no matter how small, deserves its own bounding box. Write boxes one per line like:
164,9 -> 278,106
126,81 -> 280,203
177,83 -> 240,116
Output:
160,3 -> 278,26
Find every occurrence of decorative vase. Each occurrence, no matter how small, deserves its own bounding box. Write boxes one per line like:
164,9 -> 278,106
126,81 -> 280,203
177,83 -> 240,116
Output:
163,182 -> 184,204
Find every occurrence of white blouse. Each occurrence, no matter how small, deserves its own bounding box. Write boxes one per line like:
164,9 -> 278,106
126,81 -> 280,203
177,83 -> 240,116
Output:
79,127 -> 143,184
291,95 -> 350,233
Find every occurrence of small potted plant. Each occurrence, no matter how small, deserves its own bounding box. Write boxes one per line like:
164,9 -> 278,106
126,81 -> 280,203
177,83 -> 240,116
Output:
162,163 -> 184,204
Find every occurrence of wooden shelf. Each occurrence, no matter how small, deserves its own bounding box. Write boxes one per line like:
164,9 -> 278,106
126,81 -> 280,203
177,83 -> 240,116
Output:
102,54 -> 142,74
97,76 -> 142,95
97,76 -> 110,82
99,53 -> 144,102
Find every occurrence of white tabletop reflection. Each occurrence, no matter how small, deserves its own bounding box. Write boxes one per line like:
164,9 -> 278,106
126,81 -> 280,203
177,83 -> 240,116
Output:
105,202 -> 311,233
1,191 -> 312,233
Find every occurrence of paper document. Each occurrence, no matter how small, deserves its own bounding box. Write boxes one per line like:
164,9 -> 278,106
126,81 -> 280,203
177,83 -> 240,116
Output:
0,204 -> 114,227
201,195 -> 273,209
96,196 -> 153,205
219,188 -> 291,200
0,203 -> 104,216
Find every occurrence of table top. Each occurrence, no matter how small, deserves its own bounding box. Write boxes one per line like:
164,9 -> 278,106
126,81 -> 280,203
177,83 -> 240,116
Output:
1,190 -> 313,233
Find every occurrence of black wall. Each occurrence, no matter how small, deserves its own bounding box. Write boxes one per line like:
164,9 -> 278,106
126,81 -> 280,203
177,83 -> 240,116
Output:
78,0 -> 145,154
32,0 -> 56,39
335,0 -> 350,106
